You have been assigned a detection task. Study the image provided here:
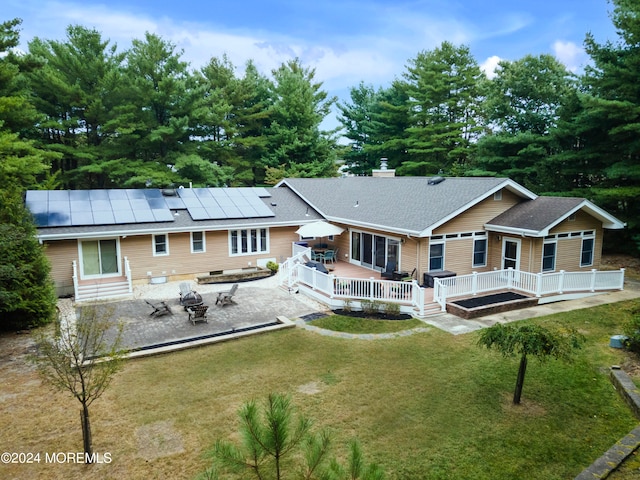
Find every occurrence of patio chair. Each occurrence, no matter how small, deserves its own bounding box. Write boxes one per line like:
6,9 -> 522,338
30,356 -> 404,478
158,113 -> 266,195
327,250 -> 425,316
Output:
145,300 -> 171,317
311,250 -> 324,262
179,282 -> 203,310
216,283 -> 239,306
381,260 -> 396,279
322,249 -> 336,264
187,304 -> 209,325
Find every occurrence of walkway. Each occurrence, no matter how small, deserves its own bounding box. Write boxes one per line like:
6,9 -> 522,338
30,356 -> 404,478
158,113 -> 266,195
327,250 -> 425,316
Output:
58,277 -> 640,358
421,280 -> 640,335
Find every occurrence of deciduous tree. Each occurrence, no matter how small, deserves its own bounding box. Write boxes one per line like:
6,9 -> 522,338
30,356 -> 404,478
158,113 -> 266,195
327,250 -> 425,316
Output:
32,305 -> 125,461
477,323 -> 584,404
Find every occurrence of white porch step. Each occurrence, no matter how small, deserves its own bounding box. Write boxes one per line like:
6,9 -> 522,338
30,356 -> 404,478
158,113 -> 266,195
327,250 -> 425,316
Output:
76,281 -> 132,302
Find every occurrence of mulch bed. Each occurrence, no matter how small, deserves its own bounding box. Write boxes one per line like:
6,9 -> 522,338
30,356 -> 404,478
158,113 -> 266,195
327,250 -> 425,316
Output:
331,309 -> 412,321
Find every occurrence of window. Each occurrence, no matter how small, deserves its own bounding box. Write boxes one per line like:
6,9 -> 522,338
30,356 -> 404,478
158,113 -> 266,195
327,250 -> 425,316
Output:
494,191 -> 502,201
429,243 -> 444,271
153,234 -> 168,256
191,231 -> 205,253
542,242 -> 556,272
473,238 -> 487,267
581,238 -> 594,267
230,228 -> 268,255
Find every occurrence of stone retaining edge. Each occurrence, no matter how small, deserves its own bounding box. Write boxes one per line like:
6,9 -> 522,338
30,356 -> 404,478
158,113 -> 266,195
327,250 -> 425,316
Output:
574,367 -> 640,479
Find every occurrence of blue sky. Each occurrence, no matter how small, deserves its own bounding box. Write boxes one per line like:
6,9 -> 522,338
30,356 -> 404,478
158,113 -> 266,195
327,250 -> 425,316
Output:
4,0 -> 620,130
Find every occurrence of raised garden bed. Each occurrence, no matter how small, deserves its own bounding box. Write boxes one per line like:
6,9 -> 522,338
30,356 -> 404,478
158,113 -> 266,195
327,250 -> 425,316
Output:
446,291 -> 538,319
196,267 -> 272,284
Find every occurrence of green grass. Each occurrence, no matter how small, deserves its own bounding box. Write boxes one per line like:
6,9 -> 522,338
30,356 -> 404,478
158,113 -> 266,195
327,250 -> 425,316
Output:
4,299 -> 640,480
309,314 -> 424,333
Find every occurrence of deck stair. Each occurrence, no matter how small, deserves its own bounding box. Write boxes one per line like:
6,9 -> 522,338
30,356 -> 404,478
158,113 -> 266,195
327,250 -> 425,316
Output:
75,280 -> 132,302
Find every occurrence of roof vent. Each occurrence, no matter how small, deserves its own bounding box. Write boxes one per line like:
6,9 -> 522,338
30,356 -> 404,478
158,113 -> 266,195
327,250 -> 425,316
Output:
428,176 -> 445,185
162,188 -> 177,196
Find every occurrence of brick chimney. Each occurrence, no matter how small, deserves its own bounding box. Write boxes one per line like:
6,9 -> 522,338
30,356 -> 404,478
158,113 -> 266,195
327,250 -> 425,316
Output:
372,157 -> 395,177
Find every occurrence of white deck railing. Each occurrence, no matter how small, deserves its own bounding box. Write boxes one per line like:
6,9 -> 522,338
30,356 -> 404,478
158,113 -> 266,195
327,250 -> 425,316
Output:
279,244 -> 312,291
292,263 -> 424,315
72,260 -> 79,300
124,256 -> 132,293
433,268 -> 626,311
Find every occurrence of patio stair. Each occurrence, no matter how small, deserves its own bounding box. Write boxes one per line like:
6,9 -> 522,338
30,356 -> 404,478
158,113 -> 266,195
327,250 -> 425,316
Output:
75,280 -> 132,302
420,302 -> 444,317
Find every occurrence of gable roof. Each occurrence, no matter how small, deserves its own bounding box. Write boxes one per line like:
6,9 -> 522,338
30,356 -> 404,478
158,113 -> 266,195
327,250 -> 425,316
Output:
278,177 -> 537,236
486,196 -> 626,236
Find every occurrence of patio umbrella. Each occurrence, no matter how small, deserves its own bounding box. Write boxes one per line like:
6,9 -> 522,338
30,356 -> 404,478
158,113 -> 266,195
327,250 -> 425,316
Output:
295,220 -> 344,238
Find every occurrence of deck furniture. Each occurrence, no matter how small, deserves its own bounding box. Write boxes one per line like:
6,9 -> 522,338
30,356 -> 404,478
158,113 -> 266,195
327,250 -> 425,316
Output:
305,260 -> 329,274
381,261 -> 396,279
187,304 -> 209,325
216,283 -> 239,306
145,300 -> 171,317
322,249 -> 336,264
179,282 -> 203,310
423,270 -> 456,288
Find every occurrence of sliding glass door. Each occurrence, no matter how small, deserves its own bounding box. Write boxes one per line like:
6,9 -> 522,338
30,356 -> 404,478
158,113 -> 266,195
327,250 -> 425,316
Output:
350,230 -> 400,272
80,239 -> 120,278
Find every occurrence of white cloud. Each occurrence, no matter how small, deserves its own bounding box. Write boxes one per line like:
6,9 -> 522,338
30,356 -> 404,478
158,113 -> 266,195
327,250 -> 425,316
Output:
552,40 -> 588,72
480,55 -> 502,79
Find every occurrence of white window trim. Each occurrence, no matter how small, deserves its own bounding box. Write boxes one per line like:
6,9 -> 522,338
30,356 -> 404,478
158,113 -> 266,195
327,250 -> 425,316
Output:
472,237 -> 488,268
542,240 -> 557,272
153,233 -> 169,256
429,241 -> 445,272
580,236 -> 595,267
229,228 -> 269,256
191,231 -> 206,253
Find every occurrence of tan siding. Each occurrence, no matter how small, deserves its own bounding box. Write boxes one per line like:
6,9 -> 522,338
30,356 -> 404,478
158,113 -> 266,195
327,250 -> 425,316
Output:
43,240 -> 77,294
443,239 -> 474,275
549,212 -> 604,271
122,227 -> 298,282
550,210 -> 600,234
434,189 -> 522,234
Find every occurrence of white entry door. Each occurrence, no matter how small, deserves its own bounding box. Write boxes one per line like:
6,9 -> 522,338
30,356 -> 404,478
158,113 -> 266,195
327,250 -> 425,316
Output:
502,238 -> 521,271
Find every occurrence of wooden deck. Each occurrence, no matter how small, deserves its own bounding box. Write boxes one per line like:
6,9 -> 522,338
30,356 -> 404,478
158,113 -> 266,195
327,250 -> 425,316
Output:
309,259 -> 437,308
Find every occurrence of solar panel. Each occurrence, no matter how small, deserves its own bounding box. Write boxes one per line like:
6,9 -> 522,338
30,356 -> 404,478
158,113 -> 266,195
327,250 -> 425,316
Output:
26,189 -> 177,227
176,187 -> 274,221
26,186 -> 274,228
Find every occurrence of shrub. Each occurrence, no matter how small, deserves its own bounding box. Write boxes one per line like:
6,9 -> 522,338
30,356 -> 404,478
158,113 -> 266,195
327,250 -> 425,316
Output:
382,302 -> 401,317
361,299 -> 381,315
266,261 -> 279,274
623,309 -> 640,354
342,298 -> 353,312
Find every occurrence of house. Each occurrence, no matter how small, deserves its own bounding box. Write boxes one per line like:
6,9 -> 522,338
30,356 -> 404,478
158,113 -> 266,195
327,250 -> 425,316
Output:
277,176 -> 625,284
26,173 -> 625,303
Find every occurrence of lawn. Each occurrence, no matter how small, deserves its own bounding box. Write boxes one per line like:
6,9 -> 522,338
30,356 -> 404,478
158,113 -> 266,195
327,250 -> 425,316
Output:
1,299 -> 639,480
309,314 -> 424,333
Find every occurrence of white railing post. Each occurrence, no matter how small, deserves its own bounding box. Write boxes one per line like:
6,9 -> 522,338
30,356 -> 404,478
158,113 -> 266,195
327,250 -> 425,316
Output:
619,268 -> 626,290
124,256 -> 132,293
471,271 -> 478,295
72,260 -> 79,300
507,268 -> 514,289
590,269 -> 597,292
369,277 -> 375,300
535,272 -> 543,297
558,270 -> 565,295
